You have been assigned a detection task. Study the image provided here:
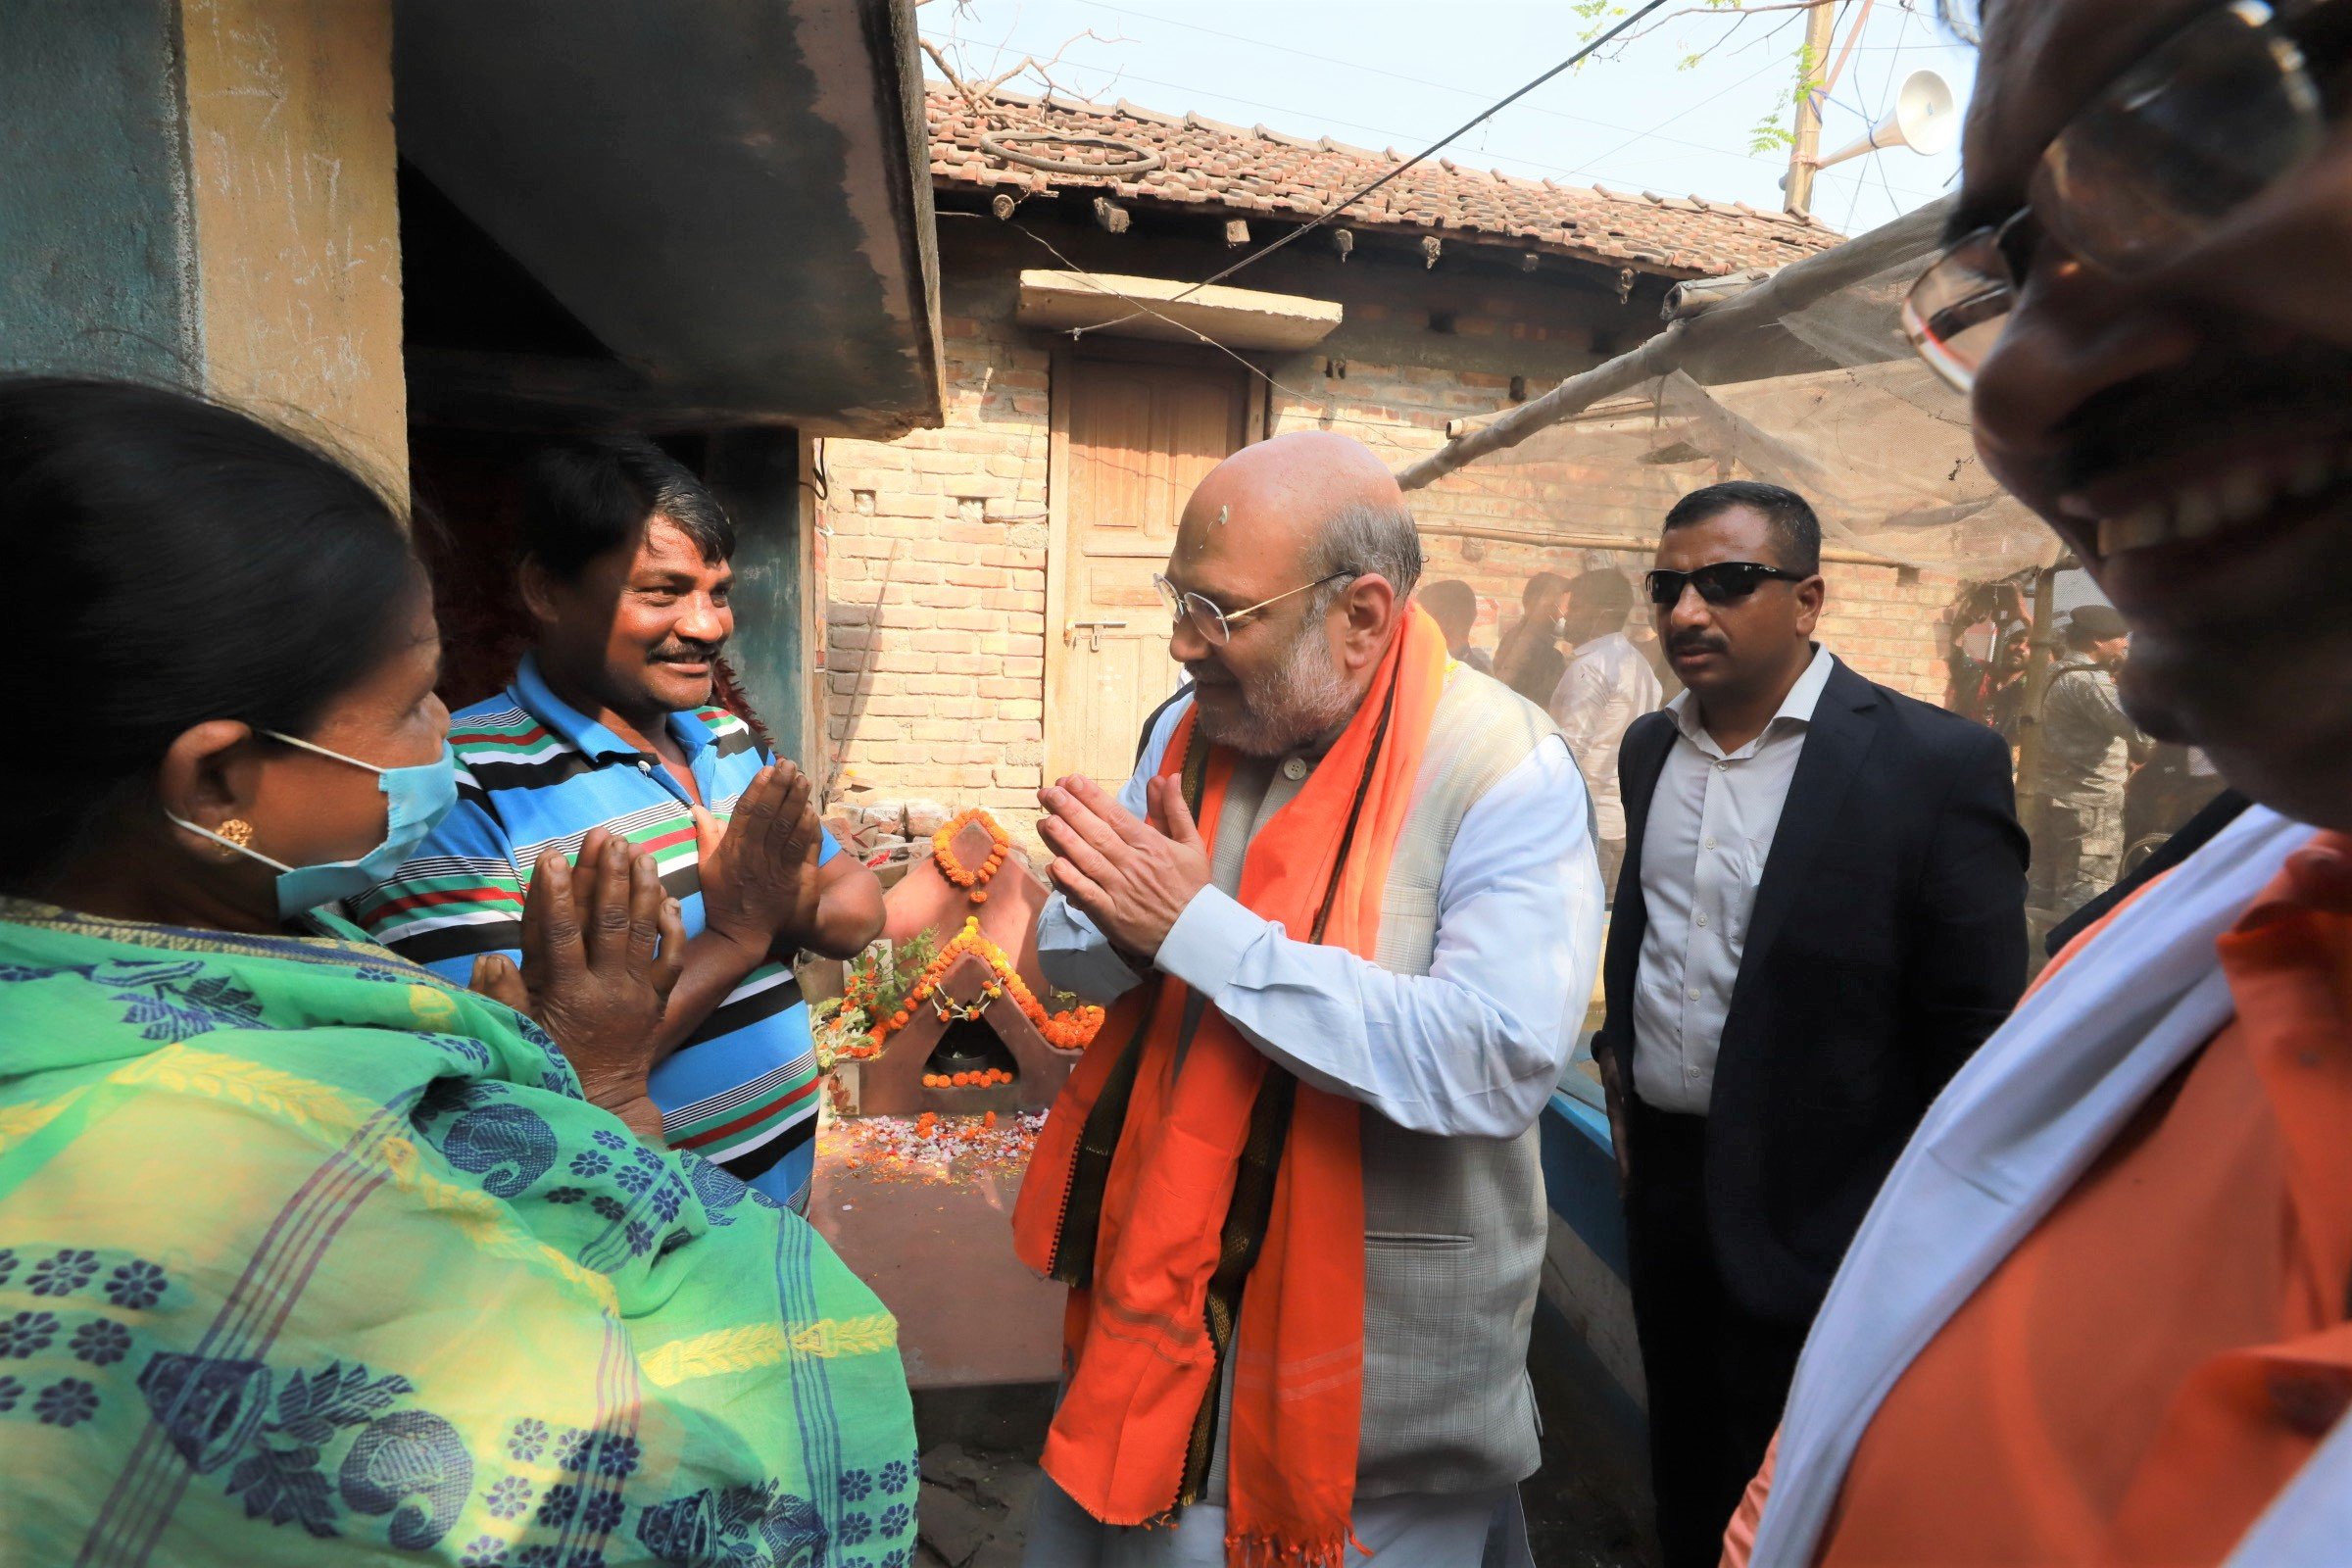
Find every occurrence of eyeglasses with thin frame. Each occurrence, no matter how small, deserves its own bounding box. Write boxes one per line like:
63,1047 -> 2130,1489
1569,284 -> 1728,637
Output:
1644,561 -> 1809,608
1152,571 -> 1354,646
1904,0 -> 2350,392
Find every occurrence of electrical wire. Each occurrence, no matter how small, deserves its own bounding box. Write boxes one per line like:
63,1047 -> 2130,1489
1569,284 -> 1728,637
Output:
1573,53 -> 1800,178
926,27 -> 1771,193
933,210 -> 1561,496
1838,0 -> 1918,231
1080,0 -> 1679,326
1063,0 -> 1796,166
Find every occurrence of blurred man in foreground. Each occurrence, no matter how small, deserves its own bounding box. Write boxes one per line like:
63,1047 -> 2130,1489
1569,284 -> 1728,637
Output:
1731,1 -> 2352,1561
1015,430 -> 1603,1566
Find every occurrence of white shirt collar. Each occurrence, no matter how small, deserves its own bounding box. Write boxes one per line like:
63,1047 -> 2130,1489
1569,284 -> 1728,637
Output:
1667,642 -> 1836,751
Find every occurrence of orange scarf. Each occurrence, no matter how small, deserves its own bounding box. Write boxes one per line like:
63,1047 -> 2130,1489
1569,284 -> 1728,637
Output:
1012,607 -> 1452,1567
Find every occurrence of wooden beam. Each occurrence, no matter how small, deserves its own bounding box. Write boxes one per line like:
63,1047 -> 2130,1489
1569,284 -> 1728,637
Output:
1014,269 -> 1341,351
1224,219 -> 1250,246
1092,196 -> 1130,234
404,347 -> 875,436
1394,197 -> 1955,492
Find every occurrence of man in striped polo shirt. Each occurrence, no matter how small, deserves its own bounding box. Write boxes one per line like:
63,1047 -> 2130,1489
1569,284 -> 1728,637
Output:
354,437 -> 883,1212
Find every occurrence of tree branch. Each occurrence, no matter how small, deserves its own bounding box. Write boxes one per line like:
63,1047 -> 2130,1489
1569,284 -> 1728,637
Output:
919,26 -> 1130,125
1586,0 -> 1838,61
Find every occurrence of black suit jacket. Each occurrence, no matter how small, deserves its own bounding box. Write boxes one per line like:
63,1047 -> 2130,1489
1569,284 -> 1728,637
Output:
1593,656 -> 2028,1324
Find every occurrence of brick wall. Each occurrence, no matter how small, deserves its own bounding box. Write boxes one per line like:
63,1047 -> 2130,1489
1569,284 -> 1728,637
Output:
822,295 -> 1054,830
819,215 -> 1961,838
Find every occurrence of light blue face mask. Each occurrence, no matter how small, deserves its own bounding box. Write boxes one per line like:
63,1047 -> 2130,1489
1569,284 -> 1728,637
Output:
169,731 -> 459,919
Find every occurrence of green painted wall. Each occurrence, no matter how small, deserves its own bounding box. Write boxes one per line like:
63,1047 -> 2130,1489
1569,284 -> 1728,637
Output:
707,428 -> 814,773
0,0 -> 197,383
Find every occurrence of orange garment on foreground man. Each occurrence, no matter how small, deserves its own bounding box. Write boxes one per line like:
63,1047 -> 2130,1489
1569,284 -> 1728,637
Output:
1725,827 -> 2352,1566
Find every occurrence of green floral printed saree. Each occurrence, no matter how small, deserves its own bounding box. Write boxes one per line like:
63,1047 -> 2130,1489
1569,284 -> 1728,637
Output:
0,901 -> 915,1567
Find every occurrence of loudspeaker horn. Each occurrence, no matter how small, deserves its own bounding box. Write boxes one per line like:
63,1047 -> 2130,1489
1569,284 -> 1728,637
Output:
1811,69 -> 1959,173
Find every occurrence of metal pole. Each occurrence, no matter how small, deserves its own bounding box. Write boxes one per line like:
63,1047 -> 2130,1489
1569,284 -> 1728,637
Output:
2013,564 -> 2062,847
1785,1 -> 1838,217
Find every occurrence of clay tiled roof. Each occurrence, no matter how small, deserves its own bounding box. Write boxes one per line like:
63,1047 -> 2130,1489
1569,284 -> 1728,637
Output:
925,87 -> 1839,280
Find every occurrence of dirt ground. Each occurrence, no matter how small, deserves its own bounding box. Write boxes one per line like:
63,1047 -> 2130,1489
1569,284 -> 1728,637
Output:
912,1332 -> 1658,1568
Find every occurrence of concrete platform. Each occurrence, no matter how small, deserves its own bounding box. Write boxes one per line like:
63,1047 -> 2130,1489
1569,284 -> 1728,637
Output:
808,1136 -> 1064,1392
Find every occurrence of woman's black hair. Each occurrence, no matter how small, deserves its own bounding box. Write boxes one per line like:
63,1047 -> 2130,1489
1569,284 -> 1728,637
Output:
1518,570 -> 1574,611
0,376 -> 417,888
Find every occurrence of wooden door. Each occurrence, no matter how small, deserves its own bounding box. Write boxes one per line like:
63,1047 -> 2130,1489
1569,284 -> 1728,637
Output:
1046,349 -> 1253,789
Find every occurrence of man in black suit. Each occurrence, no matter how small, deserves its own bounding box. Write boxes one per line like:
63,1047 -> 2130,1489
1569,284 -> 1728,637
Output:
1592,481 -> 2027,1568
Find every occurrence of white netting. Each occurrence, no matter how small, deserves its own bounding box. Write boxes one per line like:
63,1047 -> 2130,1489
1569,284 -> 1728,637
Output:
1417,247 -> 2062,582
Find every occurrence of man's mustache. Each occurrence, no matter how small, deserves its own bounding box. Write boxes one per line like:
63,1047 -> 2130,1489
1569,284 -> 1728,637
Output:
1184,659 -> 1236,688
652,640 -> 724,663
1668,632 -> 1727,658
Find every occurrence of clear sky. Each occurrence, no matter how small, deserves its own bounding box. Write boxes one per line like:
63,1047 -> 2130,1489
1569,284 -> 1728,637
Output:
921,0 -> 1977,239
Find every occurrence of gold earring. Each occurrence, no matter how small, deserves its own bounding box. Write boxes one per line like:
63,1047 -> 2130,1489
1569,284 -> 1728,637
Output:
216,818 -> 255,857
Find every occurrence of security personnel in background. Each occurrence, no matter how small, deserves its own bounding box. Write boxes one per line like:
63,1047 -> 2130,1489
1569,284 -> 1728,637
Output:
2028,604 -> 2148,923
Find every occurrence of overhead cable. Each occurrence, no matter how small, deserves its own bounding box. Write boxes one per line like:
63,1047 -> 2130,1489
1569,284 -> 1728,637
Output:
1076,0 -> 1677,331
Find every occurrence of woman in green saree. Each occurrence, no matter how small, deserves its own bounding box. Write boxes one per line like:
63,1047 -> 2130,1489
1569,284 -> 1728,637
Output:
0,379 -> 915,1567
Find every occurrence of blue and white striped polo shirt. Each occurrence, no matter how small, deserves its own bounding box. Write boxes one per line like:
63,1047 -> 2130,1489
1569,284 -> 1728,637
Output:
351,653 -> 840,1211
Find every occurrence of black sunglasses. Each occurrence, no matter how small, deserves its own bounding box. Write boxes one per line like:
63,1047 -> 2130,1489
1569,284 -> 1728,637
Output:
1645,562 -> 1808,607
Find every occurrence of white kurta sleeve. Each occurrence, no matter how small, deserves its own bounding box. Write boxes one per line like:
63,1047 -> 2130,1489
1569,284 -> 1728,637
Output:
1153,735 -> 1603,1137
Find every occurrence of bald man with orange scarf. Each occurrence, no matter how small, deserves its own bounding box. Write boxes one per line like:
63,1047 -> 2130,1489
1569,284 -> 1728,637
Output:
1013,432 -> 1606,1567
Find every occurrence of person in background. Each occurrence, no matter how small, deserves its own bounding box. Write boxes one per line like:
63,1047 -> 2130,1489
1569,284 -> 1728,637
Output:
1944,579 -> 2033,734
1418,577 -> 1494,672
1951,621 -> 2032,743
1627,611 -> 1684,704
1727,0 -> 2352,1560
2027,602 -> 2149,923
1016,430 -> 1603,1567
1549,568 -> 1662,895
1593,479 -> 2027,1568
1984,626 -> 2032,742
354,437 -> 883,1214
0,377 -> 914,1564
1492,569 -> 1573,706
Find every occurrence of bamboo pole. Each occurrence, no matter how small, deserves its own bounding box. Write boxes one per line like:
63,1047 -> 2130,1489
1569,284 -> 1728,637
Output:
1392,195 -> 1955,493
1785,0 -> 1841,216
2013,564 -> 2063,848
1415,520 -> 1903,569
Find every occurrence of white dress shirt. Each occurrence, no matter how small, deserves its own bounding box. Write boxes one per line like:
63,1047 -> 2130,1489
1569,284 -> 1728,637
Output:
1036,691 -> 1606,1140
1548,631 -> 1665,844
1631,644 -> 1835,1115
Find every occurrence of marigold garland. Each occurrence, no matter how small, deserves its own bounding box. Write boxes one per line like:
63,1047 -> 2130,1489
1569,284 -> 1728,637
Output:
933,808 -> 1011,904
922,1068 -> 1016,1089
866,915 -> 1106,1055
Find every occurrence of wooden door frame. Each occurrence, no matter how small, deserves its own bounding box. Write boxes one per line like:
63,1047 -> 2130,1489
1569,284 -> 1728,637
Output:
1042,339 -> 1268,785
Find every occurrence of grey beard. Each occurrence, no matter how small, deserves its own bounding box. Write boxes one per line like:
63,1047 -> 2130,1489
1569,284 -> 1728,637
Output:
1194,621 -> 1358,758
